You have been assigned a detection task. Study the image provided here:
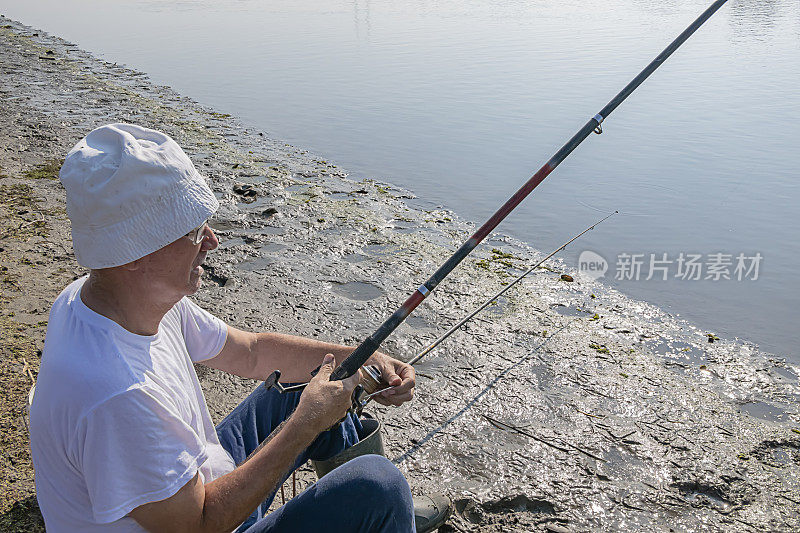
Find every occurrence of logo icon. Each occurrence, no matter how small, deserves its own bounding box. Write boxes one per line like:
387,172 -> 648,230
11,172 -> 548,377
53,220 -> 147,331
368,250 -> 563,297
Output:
578,250 -> 608,279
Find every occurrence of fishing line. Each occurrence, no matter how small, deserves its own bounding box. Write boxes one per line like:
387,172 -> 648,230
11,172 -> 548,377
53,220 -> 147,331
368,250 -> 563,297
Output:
392,214 -> 619,458
370,214 -> 616,442
393,323 -> 571,464
408,211 -> 617,367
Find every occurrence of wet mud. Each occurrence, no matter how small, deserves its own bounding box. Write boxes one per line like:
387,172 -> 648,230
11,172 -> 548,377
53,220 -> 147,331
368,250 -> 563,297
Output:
1,16 -> 798,532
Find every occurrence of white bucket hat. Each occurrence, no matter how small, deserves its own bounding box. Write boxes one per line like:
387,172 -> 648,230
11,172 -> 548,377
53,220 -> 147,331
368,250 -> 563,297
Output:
59,123 -> 219,269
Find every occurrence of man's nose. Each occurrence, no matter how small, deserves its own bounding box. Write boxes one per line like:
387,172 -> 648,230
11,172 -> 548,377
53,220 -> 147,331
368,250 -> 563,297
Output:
200,226 -> 219,251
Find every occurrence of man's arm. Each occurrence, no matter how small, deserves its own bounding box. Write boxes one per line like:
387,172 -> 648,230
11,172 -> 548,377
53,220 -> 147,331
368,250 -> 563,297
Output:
202,326 -> 415,406
130,355 -> 357,533
203,326 -> 350,382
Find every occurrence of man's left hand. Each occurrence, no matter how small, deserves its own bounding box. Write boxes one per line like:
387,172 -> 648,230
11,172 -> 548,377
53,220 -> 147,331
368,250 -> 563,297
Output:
366,352 -> 415,407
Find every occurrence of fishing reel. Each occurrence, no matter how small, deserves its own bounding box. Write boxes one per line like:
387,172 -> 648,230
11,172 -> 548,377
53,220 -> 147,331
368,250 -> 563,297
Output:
263,364 -> 388,417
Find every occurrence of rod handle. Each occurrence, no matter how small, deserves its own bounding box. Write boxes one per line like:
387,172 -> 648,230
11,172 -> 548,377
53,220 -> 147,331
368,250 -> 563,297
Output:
330,336 -> 381,381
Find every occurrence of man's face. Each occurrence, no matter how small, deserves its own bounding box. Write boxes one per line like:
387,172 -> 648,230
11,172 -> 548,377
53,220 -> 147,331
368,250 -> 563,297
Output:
136,224 -> 219,300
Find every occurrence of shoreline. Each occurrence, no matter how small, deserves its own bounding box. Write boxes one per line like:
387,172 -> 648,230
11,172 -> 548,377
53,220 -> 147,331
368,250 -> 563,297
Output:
1,15 -> 798,532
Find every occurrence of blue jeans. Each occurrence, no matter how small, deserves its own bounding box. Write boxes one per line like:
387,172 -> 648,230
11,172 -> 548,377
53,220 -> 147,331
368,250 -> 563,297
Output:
215,384 -> 415,533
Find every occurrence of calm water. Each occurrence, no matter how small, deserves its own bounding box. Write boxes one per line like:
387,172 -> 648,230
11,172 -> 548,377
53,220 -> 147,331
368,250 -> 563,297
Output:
3,0 -> 798,360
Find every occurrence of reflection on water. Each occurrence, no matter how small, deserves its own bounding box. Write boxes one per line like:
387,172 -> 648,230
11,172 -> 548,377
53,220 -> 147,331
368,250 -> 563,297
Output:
0,0 -> 797,360
729,0 -> 782,39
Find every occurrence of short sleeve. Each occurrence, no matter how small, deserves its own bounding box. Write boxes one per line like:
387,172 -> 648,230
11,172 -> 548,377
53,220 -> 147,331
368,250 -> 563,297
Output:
177,297 -> 228,362
77,387 -> 209,523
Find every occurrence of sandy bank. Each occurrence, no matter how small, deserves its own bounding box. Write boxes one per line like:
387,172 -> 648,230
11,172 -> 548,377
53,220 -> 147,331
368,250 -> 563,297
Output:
1,15 -> 798,532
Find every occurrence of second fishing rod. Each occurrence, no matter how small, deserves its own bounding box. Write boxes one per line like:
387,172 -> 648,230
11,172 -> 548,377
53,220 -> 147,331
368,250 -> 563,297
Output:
265,0 -> 729,399
344,212 -> 618,410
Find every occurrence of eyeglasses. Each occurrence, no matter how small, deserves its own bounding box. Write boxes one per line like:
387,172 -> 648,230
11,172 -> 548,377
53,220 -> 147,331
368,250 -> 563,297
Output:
186,220 -> 208,245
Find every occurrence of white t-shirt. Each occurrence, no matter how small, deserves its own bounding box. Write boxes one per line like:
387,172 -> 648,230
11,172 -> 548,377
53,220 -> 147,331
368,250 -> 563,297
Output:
30,277 -> 236,532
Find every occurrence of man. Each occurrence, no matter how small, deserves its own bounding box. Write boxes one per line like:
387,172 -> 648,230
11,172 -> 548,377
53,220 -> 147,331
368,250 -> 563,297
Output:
30,123 -> 450,532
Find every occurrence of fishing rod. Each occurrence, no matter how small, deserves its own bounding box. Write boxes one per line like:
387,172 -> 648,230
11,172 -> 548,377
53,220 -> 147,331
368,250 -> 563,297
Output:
266,213 -> 614,398
329,0 -> 728,381
347,212 -> 618,413
265,0 -> 729,400
407,211 -> 617,367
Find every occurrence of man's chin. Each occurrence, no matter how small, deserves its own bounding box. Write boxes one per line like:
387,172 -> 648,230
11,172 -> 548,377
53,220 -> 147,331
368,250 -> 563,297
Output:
187,266 -> 203,293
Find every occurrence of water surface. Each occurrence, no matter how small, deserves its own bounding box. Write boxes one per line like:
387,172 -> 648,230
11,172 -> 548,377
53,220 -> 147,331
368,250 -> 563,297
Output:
2,0 -> 797,360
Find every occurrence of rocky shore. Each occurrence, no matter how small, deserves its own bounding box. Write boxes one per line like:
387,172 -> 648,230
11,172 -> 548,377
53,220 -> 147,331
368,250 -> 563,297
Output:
1,16 -> 798,532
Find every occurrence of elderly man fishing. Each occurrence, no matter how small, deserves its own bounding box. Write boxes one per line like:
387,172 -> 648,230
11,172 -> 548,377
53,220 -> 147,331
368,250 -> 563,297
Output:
29,123 -> 450,532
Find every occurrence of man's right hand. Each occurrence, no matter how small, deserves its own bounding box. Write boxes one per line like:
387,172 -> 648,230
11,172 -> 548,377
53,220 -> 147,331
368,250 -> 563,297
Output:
293,353 -> 360,434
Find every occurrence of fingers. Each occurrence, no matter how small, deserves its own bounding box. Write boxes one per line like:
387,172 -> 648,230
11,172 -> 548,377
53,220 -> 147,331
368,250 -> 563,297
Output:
397,363 -> 416,390
297,354 -> 359,431
383,368 -> 402,388
342,370 -> 360,392
382,363 -> 414,394
371,363 -> 414,406
372,390 -> 414,407
316,354 -> 358,394
317,353 -> 335,376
